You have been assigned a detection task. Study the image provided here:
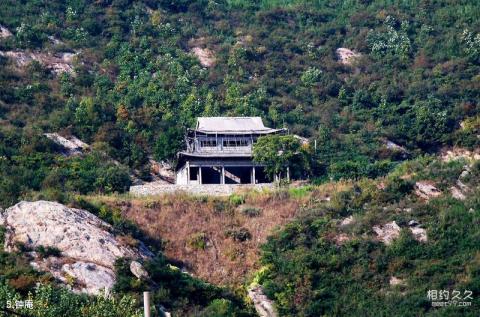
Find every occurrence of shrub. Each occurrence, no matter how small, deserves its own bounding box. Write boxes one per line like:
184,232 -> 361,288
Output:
199,299 -> 239,317
95,165 -> 131,193
8,275 -> 38,292
288,186 -> 313,198
229,194 -> 245,206
225,228 -> 252,242
188,232 -> 208,250
241,206 -> 262,217
382,177 -> 414,202
0,226 -> 5,245
213,199 -> 229,213
253,135 -> 310,180
0,282 -> 143,317
35,246 -> 62,259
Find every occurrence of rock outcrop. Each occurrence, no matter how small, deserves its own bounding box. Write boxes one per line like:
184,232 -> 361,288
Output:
149,159 -> 175,184
440,147 -> 480,162
409,227 -> 427,242
374,220 -> 428,245
130,260 -> 149,280
333,233 -> 351,246
450,186 -> 466,200
0,51 -> 76,75
414,181 -> 441,200
191,47 -> 216,67
1,201 -> 152,294
0,25 -> 12,38
389,276 -> 405,286
340,215 -> 354,226
450,165 -> 473,200
44,133 -> 89,156
248,284 -> 277,317
373,221 -> 401,245
336,48 -> 361,65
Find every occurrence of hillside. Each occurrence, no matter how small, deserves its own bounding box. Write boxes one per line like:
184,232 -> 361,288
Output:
90,182 -> 341,286
0,199 -> 256,316
88,155 -> 479,316
1,0 -> 479,206
259,157 -> 480,316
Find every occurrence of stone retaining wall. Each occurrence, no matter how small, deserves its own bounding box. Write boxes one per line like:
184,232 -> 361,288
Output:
129,182 -> 274,197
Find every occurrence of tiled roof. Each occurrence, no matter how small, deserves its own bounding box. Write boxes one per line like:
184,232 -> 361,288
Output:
196,117 -> 279,133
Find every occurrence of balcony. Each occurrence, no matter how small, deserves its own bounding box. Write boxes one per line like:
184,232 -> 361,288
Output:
194,145 -> 253,154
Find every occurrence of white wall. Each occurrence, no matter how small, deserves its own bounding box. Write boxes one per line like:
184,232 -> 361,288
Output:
176,165 -> 188,185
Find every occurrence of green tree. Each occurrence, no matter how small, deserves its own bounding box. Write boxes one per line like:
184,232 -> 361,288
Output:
154,127 -> 184,162
253,135 -> 309,180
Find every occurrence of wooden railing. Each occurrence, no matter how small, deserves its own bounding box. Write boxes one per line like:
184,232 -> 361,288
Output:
192,145 -> 253,154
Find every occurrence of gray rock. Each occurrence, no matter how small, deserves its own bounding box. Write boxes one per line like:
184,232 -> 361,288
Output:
248,285 -> 277,317
460,169 -> 470,179
191,47 -> 216,67
410,227 -> 428,242
373,221 -> 401,245
389,276 -> 405,286
63,261 -> 116,294
385,140 -> 407,152
130,260 -> 149,280
408,220 -> 419,227
450,186 -> 466,200
44,133 -> 88,156
374,221 -> 427,244
0,25 -> 12,38
0,51 -> 76,75
340,215 -> 354,226
415,181 -> 441,200
336,48 -> 361,65
3,201 -> 152,294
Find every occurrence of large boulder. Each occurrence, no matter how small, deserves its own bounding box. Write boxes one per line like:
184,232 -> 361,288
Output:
1,201 -> 152,294
130,260 -> 149,280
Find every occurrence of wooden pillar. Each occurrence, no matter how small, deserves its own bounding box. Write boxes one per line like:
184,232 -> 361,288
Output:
221,166 -> 225,184
143,291 -> 151,317
186,161 -> 190,185
251,166 -> 256,184
199,166 -> 202,184
286,166 -> 290,182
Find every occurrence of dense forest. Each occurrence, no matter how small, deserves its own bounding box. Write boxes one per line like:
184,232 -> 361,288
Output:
0,0 -> 479,316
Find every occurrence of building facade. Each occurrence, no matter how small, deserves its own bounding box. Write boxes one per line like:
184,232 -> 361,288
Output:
176,117 -> 286,185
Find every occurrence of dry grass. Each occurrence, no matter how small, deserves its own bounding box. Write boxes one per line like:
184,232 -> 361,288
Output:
89,183 -> 349,287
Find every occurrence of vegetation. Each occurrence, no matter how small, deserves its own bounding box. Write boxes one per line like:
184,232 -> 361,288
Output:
0,283 -> 142,317
94,189 -> 306,286
1,0 -> 479,205
253,135 -> 310,180
259,159 -> 480,316
0,197 -> 255,316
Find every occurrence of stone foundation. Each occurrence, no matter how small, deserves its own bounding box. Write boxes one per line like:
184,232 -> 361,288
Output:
129,182 -> 275,197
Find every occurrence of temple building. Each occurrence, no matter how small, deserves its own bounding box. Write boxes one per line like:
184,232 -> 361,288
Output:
176,117 -> 286,185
